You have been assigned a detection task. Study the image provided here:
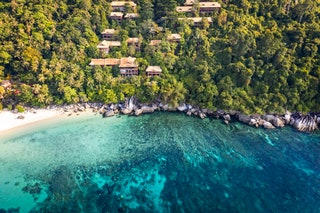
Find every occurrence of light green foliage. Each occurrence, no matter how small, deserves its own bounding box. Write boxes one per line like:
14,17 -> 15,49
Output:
16,104 -> 25,113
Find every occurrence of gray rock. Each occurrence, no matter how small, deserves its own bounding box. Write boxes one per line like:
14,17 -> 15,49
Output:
262,114 -> 276,122
134,108 -> 143,116
199,112 -> 206,119
186,110 -> 192,116
141,106 -> 154,113
272,117 -> 284,128
17,115 -> 25,119
284,111 -> 291,124
177,104 -> 188,112
103,110 -> 114,118
162,104 -> 169,111
249,119 -> 257,126
223,114 -> 231,121
263,121 -> 275,129
121,108 -> 132,115
238,114 -> 251,124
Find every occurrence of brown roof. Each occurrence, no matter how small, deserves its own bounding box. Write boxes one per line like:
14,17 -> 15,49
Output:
126,37 -> 140,43
110,12 -> 124,17
89,59 -> 120,66
176,6 -> 193,12
199,2 -> 221,8
111,1 -> 136,7
178,17 -> 213,23
146,66 -> 162,73
124,13 -> 139,18
119,57 -> 138,68
101,29 -> 116,35
149,40 -> 162,46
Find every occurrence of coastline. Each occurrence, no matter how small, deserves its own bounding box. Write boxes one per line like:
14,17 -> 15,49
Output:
0,102 -> 319,135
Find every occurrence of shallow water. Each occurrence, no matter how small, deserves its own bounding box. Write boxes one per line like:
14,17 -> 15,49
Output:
0,112 -> 319,212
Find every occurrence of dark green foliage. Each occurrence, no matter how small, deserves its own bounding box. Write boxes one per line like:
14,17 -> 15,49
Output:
0,0 -> 319,113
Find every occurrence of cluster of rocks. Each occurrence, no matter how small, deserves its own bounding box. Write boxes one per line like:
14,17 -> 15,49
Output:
40,101 -> 320,132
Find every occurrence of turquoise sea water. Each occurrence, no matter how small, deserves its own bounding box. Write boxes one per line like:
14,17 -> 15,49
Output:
0,112 -> 319,212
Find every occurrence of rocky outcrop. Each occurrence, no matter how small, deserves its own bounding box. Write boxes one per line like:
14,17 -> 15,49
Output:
177,104 -> 188,112
103,110 -> 115,118
292,113 -> 318,132
141,106 -> 155,113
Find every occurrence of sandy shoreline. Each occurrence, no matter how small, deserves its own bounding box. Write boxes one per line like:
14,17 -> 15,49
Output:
0,109 -> 64,133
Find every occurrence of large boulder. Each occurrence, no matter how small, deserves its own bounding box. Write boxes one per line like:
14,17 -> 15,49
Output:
177,104 -> 188,112
272,117 -> 285,128
284,111 -> 291,124
103,110 -> 114,118
263,121 -> 275,129
141,106 -> 154,113
262,114 -> 276,122
121,108 -> 132,115
134,108 -> 143,116
238,114 -> 251,124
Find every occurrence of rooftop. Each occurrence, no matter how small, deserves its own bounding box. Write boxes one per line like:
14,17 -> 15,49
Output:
199,2 -> 221,8
167,34 -> 182,41
149,40 -> 162,46
101,29 -> 116,35
126,37 -> 140,43
146,66 -> 162,73
178,17 -> 213,23
119,57 -> 138,68
111,1 -> 137,7
97,41 -> 121,48
110,12 -> 124,17
124,13 -> 139,18
89,58 -> 120,66
176,6 -> 193,12
184,0 -> 197,5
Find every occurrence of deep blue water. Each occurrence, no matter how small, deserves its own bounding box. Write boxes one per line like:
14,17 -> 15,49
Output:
0,112 -> 319,212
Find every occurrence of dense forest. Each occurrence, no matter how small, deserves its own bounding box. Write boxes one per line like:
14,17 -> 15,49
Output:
0,0 -> 319,114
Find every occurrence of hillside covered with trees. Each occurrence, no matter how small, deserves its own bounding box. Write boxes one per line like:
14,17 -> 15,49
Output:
0,0 -> 319,114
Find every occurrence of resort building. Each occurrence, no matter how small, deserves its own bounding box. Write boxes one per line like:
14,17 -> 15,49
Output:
101,29 -> 117,40
126,37 -> 141,51
89,57 -> 139,77
111,1 -> 137,12
146,66 -> 162,77
167,34 -> 182,42
89,58 -> 120,67
97,40 -> 121,54
176,2 -> 221,14
119,57 -> 139,77
149,40 -> 162,46
199,2 -> 221,13
178,17 -> 213,27
110,12 -> 124,23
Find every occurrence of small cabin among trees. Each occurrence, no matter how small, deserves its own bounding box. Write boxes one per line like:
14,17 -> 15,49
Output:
101,29 -> 116,40
97,41 -> 121,54
111,1 -> 137,12
119,57 -> 139,77
146,66 -> 162,77
110,12 -> 124,23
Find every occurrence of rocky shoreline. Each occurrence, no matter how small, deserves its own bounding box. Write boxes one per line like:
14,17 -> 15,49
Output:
52,100 -> 320,132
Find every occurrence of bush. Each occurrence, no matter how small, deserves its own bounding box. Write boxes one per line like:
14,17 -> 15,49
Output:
16,104 -> 25,113
0,103 -> 2,111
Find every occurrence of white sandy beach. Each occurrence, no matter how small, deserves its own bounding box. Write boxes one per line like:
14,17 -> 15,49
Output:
0,109 -> 64,133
